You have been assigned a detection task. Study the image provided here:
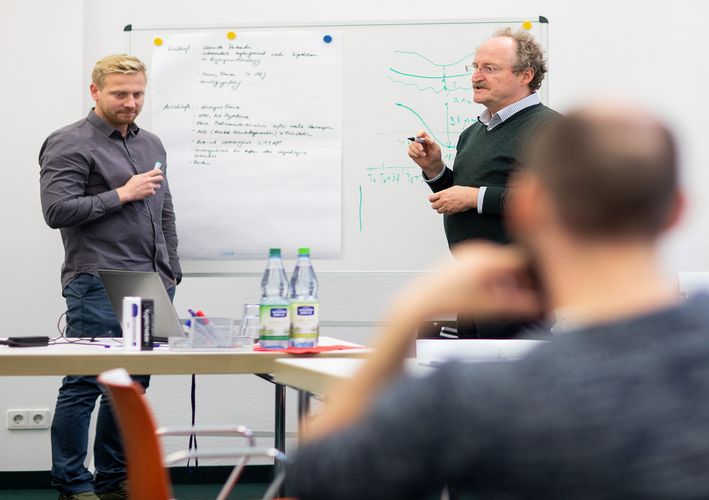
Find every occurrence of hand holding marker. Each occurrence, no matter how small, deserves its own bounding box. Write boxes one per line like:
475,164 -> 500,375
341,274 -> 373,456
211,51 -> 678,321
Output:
407,136 -> 426,144
154,161 -> 163,189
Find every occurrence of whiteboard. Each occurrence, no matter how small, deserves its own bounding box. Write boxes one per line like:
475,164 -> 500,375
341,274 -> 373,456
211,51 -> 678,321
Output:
126,17 -> 549,273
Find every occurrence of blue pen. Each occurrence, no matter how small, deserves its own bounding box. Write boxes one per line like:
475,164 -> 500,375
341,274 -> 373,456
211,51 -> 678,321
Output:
154,161 -> 163,170
185,308 -> 197,328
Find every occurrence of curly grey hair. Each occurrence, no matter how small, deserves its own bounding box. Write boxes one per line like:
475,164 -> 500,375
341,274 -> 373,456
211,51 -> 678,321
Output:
493,28 -> 547,92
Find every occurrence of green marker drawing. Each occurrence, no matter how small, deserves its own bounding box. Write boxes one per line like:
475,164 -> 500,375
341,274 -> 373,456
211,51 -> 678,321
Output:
388,67 -> 470,80
394,102 -> 456,149
392,49 -> 474,68
358,185 -> 363,232
385,75 -> 471,94
388,49 -> 476,163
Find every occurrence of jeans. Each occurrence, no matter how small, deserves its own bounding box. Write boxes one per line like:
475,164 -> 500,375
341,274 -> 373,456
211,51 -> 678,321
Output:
51,273 -> 174,494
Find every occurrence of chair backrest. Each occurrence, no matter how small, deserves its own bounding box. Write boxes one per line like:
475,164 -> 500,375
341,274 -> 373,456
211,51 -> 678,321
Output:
99,368 -> 174,500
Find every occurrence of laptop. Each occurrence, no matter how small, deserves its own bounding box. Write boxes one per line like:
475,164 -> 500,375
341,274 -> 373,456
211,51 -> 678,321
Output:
98,269 -> 186,343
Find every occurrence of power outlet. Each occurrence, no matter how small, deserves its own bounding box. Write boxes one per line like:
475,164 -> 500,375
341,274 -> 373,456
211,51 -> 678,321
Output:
7,409 -> 51,430
29,410 -> 51,429
7,410 -> 28,430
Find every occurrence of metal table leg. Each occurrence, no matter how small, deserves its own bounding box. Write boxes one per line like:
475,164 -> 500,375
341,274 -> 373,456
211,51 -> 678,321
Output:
256,373 -> 287,498
274,381 -> 286,451
297,389 -> 312,435
274,382 -> 286,497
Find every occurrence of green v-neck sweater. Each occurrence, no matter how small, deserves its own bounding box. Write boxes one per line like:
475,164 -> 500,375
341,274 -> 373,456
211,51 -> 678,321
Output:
428,103 -> 560,247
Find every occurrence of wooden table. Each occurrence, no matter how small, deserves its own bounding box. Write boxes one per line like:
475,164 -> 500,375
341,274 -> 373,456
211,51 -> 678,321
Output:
272,341 -> 543,426
0,336 -> 371,489
273,358 -> 367,395
273,357 -> 433,395
0,336 -> 370,376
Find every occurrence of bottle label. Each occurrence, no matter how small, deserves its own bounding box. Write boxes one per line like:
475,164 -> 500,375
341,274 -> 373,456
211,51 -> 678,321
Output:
290,301 -> 319,341
260,304 -> 290,340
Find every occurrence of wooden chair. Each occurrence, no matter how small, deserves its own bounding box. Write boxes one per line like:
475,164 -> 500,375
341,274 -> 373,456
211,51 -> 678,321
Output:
98,368 -> 287,500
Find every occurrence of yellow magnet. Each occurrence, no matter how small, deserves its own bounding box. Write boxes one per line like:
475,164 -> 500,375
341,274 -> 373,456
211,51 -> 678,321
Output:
154,37 -> 163,46
522,20 -> 533,30
227,31 -> 237,40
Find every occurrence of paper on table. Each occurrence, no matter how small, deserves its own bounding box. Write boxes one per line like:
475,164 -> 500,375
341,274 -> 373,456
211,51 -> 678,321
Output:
416,339 -> 545,366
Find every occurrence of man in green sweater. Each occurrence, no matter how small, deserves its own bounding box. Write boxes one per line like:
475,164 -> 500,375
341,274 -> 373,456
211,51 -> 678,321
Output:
408,28 -> 559,338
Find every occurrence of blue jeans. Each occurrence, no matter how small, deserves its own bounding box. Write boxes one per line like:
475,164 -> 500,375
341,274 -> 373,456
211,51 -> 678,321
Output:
51,273 -> 174,494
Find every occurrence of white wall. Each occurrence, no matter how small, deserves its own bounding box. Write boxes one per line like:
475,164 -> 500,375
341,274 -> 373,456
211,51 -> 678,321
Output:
2,0 -> 709,472
0,0 -> 84,472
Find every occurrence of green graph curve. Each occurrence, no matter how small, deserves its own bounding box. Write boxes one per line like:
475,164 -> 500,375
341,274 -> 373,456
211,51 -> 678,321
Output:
390,50 -> 475,149
388,68 -> 470,80
395,102 -> 457,149
386,75 -> 472,94
393,50 -> 475,68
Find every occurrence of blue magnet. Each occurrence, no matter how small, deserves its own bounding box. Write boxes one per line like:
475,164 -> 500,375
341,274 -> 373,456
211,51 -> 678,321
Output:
323,34 -> 333,44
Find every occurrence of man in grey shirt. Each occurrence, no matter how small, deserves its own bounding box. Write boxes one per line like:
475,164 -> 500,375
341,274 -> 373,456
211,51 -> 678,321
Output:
289,104 -> 704,498
39,54 -> 180,500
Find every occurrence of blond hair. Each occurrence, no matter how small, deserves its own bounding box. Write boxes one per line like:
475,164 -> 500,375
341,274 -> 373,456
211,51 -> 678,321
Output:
493,28 -> 547,92
91,54 -> 147,88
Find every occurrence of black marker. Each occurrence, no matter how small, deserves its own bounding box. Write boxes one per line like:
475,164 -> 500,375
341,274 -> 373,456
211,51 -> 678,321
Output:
407,136 -> 426,144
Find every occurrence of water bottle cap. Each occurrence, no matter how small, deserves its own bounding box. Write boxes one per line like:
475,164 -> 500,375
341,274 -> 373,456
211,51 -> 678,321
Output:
269,248 -> 281,257
298,247 -> 310,256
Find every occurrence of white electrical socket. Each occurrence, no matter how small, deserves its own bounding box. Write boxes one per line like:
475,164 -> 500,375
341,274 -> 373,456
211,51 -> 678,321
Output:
28,410 -> 51,429
7,410 -> 28,430
7,409 -> 51,429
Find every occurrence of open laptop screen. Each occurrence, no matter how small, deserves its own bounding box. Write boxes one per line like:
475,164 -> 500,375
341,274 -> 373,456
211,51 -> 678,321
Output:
98,270 -> 185,343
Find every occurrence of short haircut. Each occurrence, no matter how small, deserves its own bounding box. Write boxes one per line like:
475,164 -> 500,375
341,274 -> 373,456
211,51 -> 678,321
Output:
493,28 -> 547,92
91,54 -> 147,88
527,107 -> 678,239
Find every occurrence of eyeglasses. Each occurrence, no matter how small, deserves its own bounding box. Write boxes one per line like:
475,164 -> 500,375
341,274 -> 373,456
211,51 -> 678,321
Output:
464,63 -> 504,76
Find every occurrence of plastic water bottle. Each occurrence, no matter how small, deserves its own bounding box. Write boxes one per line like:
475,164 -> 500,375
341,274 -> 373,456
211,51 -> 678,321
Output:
259,248 -> 290,349
289,247 -> 319,347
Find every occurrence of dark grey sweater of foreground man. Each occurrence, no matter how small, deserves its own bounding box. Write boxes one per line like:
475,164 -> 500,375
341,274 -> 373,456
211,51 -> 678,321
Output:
289,295 -> 709,499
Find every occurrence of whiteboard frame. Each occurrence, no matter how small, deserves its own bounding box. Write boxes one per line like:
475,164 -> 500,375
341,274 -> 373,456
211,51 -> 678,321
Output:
125,17 -> 549,33
125,16 -> 549,106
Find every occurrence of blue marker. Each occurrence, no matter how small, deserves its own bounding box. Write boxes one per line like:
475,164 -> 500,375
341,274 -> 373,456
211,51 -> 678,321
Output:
185,308 -> 198,328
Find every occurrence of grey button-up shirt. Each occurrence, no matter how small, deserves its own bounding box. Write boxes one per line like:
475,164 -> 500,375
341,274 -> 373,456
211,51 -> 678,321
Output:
39,110 -> 181,290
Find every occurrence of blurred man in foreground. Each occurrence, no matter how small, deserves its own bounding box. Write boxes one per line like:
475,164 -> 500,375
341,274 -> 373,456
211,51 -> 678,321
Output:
288,103 -> 709,499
